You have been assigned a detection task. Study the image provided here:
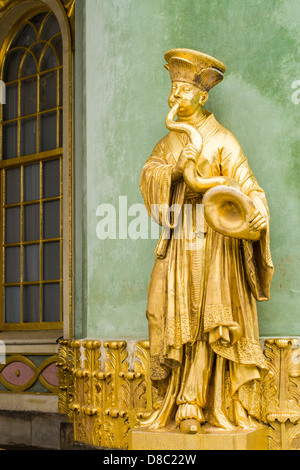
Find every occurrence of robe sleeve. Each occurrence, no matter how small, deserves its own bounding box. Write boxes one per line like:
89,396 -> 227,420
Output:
140,137 -> 186,258
220,134 -> 274,301
140,138 -> 175,225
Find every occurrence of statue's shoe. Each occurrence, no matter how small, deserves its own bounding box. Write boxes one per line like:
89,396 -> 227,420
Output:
180,419 -> 201,434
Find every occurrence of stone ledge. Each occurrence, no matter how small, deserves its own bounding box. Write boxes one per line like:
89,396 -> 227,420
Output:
0,410 -> 68,450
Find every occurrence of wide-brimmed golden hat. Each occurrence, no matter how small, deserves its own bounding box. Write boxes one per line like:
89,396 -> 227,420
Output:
164,48 -> 226,91
203,186 -> 261,241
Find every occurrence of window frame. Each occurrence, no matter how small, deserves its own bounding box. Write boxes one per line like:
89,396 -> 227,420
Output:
0,1 -> 73,337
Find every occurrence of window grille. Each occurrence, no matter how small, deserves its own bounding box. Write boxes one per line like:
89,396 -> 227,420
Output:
0,12 -> 63,329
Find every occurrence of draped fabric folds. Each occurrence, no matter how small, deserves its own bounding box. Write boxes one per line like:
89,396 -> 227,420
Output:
140,111 -> 273,422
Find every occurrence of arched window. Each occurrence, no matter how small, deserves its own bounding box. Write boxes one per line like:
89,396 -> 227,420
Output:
0,10 -> 68,330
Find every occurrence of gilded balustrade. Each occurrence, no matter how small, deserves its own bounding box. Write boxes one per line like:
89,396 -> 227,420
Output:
57,337 -> 300,450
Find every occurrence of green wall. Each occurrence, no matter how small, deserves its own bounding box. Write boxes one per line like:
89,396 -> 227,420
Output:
75,0 -> 300,339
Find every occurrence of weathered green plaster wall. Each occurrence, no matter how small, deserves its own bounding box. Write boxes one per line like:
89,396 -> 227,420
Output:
75,0 -> 300,339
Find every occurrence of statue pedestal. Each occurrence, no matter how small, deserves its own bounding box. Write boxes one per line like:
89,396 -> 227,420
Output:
129,424 -> 268,451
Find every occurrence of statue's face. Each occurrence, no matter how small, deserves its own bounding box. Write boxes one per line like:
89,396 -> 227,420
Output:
168,81 -> 206,117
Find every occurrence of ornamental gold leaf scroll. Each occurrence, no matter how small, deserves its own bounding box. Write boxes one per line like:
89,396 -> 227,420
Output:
58,338 -> 300,450
0,0 -> 10,12
61,0 -> 74,18
58,340 -> 158,449
261,339 -> 300,450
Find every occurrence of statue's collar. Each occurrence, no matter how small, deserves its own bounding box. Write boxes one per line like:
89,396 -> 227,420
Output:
169,110 -> 220,151
195,110 -> 219,143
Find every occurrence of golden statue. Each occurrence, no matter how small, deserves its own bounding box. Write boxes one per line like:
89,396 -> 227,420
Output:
140,48 -> 274,434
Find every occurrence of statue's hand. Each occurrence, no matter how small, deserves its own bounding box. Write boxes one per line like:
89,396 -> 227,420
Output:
249,209 -> 267,233
221,177 -> 241,190
171,144 -> 199,182
182,143 -> 200,163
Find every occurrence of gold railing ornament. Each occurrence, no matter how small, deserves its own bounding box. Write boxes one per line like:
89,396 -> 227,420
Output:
261,338 -> 300,450
58,338 -> 300,450
57,339 -> 157,449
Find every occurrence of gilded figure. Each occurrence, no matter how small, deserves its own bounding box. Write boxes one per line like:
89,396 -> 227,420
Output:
140,48 -> 274,433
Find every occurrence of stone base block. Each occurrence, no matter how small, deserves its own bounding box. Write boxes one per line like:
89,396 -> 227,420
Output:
129,424 -> 268,451
0,410 -> 68,450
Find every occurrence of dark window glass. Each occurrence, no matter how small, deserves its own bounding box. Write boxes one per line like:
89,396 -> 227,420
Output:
1,12 -> 63,327
43,241 -> 60,280
21,52 -> 37,78
5,246 -> 20,283
20,117 -> 37,156
43,283 -> 60,322
30,12 -> 47,31
3,83 -> 18,121
23,244 -> 40,282
51,35 -> 62,66
30,42 -> 46,64
39,111 -> 57,151
40,46 -> 57,71
23,203 -> 40,241
40,14 -> 60,41
21,76 -> 37,116
24,164 -> 40,201
40,71 -> 57,111
5,168 -> 20,204
2,123 -> 18,159
3,50 -> 24,82
5,287 -> 20,323
23,285 -> 39,322
5,207 -> 20,244
43,159 -> 60,198
43,200 -> 60,239
12,24 -> 37,48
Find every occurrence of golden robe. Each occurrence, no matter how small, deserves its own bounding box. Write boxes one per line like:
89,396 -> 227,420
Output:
140,110 -> 274,424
